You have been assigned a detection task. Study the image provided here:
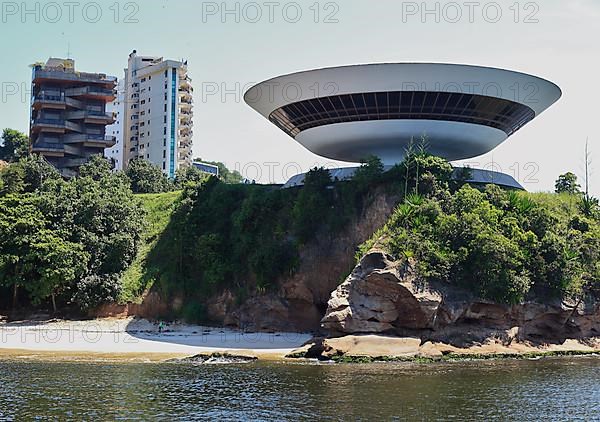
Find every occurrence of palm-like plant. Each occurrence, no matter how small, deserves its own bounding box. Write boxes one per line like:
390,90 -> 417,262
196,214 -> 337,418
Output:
579,195 -> 599,217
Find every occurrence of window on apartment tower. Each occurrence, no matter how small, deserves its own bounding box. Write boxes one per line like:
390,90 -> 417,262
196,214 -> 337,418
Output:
163,150 -> 166,158
149,75 -> 151,80
164,104 -> 167,112
163,162 -> 166,170
163,127 -> 166,135
164,70 -> 168,77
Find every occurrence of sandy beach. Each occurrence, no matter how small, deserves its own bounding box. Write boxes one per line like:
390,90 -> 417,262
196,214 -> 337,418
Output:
0,317 -> 312,360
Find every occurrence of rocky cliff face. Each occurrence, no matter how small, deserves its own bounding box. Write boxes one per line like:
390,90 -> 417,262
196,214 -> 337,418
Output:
322,250 -> 600,345
205,193 -> 400,332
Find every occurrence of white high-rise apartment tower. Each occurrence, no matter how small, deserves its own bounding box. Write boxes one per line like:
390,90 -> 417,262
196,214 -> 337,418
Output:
121,50 -> 193,176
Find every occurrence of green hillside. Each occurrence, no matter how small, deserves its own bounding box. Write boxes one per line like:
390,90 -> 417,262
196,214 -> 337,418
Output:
119,191 -> 182,303
117,154 -> 599,321
123,163 -> 391,321
361,187 -> 600,304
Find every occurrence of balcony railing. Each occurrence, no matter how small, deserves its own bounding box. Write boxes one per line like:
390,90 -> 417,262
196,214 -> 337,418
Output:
32,141 -> 64,151
33,92 -> 65,104
63,133 -> 115,143
65,121 -> 83,132
65,86 -> 116,97
62,157 -> 90,168
66,110 -> 115,121
65,97 -> 85,109
33,67 -> 116,84
32,118 -> 65,127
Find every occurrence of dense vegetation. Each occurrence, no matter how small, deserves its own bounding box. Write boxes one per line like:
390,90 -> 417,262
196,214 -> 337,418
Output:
124,156 -> 242,193
0,154 -> 144,312
361,154 -> 600,305
133,160 -> 390,321
0,128 -> 215,313
1,127 -> 598,318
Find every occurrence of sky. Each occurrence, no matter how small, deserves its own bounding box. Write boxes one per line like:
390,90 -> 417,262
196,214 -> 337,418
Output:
0,0 -> 598,194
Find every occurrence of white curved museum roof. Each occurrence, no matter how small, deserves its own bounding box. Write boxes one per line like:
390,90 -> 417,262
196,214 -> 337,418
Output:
245,63 -> 561,164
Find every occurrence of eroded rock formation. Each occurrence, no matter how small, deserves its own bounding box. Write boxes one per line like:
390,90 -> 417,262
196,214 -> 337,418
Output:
321,250 -> 600,344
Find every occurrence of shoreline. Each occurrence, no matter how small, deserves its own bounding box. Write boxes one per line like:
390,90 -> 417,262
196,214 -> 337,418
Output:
2,317 -> 599,364
0,317 -> 312,361
2,346 -> 599,365
286,334 -> 600,363
328,349 -> 600,364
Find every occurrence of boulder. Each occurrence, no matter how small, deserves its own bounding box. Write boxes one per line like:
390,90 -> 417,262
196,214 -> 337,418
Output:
321,249 -> 600,342
322,251 -> 444,334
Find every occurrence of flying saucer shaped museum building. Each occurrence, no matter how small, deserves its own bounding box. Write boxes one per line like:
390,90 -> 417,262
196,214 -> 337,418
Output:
244,63 -> 561,167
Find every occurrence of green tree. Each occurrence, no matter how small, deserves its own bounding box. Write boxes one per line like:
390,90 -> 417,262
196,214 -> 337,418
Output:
175,165 -> 210,188
292,167 -> 332,242
0,163 -> 25,195
555,172 -> 581,194
0,129 -> 29,162
126,159 -> 173,193
79,154 -> 113,181
23,230 -> 88,312
0,194 -> 46,308
72,274 -> 122,311
353,155 -> 384,190
21,154 -> 61,191
0,155 -> 60,195
39,169 -> 145,276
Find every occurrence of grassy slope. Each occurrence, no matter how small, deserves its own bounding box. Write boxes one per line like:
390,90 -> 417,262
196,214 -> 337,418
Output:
522,191 -> 580,218
119,191 -> 182,304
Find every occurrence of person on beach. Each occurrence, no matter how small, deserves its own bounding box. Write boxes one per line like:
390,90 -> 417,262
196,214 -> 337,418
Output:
158,321 -> 165,334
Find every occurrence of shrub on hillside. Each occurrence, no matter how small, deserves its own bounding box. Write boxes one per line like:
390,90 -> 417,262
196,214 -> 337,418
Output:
379,183 -> 600,304
72,274 -> 122,311
126,159 -> 174,193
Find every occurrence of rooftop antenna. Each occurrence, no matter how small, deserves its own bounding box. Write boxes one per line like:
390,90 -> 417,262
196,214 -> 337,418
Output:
66,42 -> 71,59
